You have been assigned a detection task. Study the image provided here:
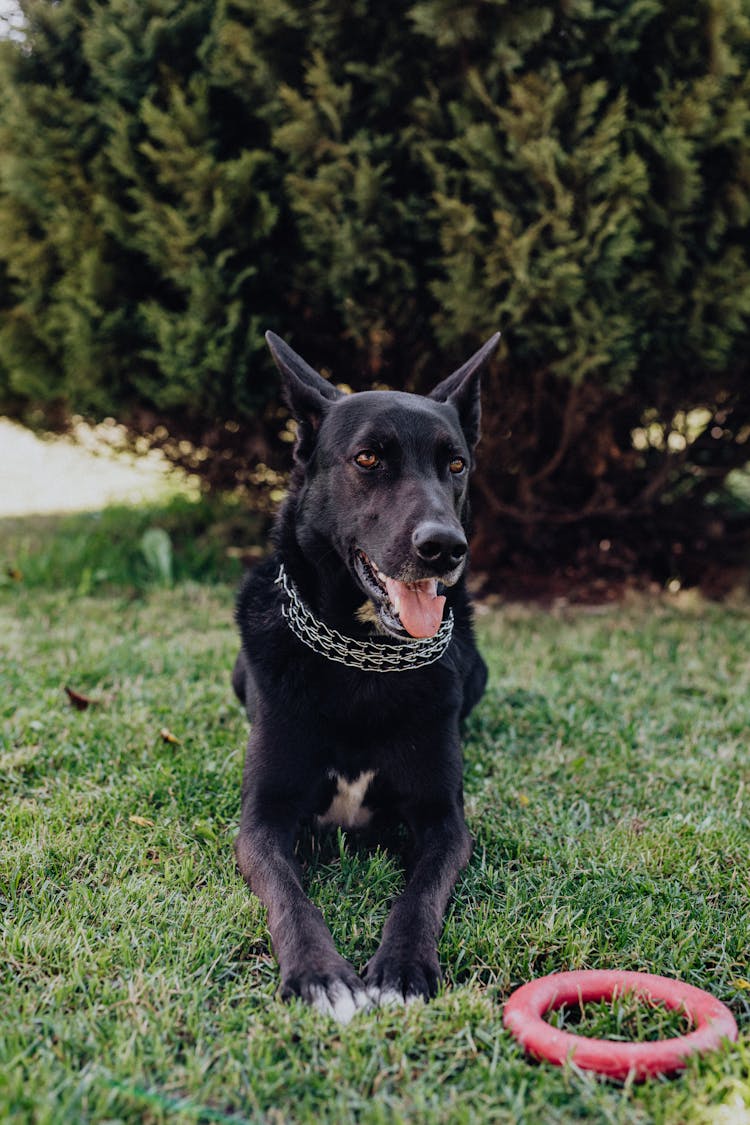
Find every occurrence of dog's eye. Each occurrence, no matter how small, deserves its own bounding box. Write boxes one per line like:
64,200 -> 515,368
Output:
355,450 -> 380,470
449,456 -> 467,474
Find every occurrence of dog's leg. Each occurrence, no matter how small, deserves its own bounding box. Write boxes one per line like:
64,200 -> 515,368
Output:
461,649 -> 488,720
235,784 -> 371,1023
363,802 -> 472,1005
231,650 -> 258,721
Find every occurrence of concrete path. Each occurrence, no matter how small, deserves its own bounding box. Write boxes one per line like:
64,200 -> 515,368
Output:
0,418 -> 175,516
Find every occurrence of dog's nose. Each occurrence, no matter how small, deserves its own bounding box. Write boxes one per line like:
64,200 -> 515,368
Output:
412,522 -> 468,572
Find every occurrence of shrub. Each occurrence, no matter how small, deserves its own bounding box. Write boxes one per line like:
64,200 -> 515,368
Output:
1,0 -> 749,581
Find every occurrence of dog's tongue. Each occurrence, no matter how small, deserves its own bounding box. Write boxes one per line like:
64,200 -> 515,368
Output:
384,577 -> 446,639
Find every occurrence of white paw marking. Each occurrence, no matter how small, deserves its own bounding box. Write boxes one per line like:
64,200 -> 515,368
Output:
309,984 -> 336,1019
317,770 -> 376,830
309,981 -> 371,1025
371,987 -> 405,1007
368,986 -> 426,1009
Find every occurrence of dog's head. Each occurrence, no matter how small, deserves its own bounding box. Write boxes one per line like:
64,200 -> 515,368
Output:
267,331 -> 500,639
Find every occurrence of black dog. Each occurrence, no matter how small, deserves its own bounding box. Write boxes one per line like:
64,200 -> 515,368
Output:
232,330 -> 499,1022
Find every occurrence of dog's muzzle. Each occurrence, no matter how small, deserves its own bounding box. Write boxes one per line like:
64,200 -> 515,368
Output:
353,548 -> 461,640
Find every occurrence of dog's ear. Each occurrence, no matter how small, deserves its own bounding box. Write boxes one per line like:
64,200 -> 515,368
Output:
429,333 -> 500,449
266,331 -> 342,460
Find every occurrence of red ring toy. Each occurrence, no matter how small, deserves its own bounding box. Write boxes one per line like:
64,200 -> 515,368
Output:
503,970 -> 738,1081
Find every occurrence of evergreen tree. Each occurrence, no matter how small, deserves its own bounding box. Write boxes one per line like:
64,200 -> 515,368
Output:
0,0 -> 748,575
0,0 -> 283,431
409,0 -> 750,545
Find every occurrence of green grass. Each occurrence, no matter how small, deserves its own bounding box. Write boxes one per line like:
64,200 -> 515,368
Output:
0,494 -> 264,594
2,508 -> 749,1123
549,996 -> 691,1042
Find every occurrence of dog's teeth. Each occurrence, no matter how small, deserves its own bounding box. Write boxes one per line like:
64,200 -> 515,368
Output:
392,594 -> 401,616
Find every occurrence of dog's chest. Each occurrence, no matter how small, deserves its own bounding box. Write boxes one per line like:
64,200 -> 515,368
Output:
316,770 -> 376,830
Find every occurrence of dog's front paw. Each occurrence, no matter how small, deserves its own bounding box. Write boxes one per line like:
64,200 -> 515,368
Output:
363,951 -> 442,1007
281,961 -> 372,1025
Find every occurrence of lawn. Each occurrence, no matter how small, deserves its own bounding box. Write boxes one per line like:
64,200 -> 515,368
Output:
2,505 -> 749,1124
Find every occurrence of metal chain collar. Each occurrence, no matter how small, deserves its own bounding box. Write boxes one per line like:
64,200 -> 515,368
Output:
274,563 -> 454,673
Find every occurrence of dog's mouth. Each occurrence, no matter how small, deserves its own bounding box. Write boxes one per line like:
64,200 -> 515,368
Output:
353,549 -> 447,639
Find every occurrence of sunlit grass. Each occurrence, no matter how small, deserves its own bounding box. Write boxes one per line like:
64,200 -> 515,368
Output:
0,494 -> 264,593
1,509 -> 749,1123
548,996 -> 692,1042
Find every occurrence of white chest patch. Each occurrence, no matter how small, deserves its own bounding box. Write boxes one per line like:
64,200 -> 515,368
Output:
317,770 -> 376,830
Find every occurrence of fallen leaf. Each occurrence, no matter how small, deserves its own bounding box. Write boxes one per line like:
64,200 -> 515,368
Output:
6,566 -> 23,582
159,727 -> 180,744
65,686 -> 97,711
518,793 -> 530,807
730,978 -> 750,991
129,815 -> 155,828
